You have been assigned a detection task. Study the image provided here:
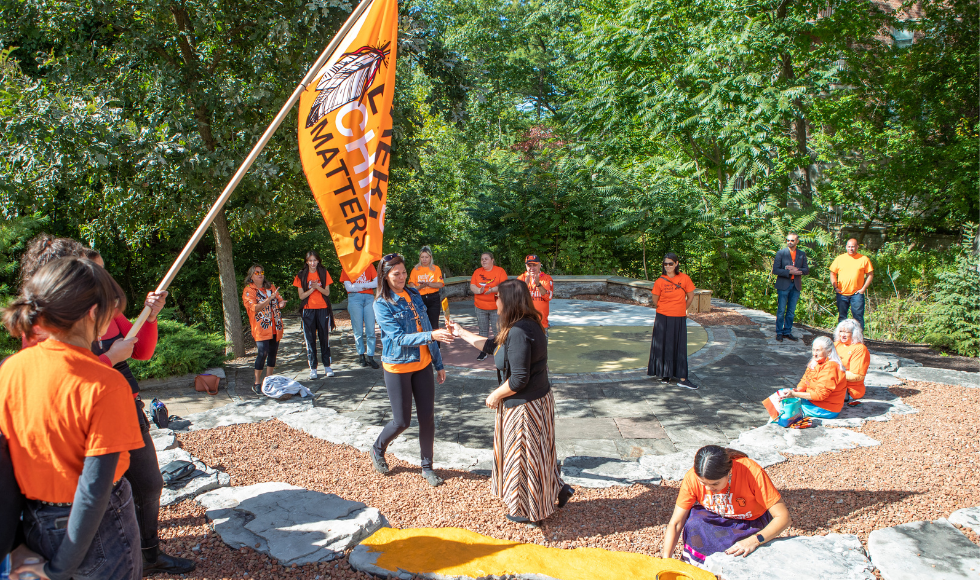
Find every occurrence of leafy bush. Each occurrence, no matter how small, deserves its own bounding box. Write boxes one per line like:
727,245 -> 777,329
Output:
922,232 -> 980,357
129,318 -> 230,381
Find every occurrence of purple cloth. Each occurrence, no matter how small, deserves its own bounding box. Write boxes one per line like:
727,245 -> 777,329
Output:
682,505 -> 772,564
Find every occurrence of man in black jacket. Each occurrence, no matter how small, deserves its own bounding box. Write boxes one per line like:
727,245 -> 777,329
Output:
772,233 -> 809,342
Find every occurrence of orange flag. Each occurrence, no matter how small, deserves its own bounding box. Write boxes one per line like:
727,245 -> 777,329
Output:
298,0 -> 397,278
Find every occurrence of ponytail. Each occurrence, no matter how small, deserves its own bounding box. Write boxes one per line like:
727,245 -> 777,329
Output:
693,445 -> 748,480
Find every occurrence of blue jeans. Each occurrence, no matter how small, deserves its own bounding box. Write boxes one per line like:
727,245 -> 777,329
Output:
836,292 -> 865,329
348,292 -> 376,356
23,479 -> 142,580
776,286 -> 800,337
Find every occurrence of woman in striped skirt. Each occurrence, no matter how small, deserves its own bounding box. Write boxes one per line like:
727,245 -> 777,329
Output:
449,279 -> 574,524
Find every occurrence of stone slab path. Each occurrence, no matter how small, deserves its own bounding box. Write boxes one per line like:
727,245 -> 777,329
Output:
703,534 -> 876,580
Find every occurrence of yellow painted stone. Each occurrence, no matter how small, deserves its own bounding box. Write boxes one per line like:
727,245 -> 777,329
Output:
361,527 -> 715,580
545,325 -> 708,373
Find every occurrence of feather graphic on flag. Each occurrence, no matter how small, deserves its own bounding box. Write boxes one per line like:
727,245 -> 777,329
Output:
305,42 -> 391,128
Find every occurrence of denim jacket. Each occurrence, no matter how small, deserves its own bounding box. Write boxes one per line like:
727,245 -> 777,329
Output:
373,287 -> 444,370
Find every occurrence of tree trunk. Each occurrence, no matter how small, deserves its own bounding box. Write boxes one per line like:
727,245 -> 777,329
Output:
641,232 -> 648,280
212,211 -> 245,356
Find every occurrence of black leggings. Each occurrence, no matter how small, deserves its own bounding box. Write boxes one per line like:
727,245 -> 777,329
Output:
126,400 -> 163,549
301,308 -> 331,369
255,338 -> 280,370
373,365 -> 436,469
420,293 -> 441,332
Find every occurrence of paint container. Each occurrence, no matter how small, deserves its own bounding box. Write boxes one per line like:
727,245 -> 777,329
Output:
656,572 -> 694,580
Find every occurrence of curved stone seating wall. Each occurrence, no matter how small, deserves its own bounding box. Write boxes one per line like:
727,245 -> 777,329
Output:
442,275 -> 656,304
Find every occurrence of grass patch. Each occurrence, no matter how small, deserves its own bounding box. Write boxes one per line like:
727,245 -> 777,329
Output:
129,319 -> 230,381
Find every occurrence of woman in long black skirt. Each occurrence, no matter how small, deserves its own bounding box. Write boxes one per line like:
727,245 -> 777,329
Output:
647,252 -> 698,389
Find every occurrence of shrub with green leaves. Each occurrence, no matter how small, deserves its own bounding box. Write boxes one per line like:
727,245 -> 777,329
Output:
129,319 -> 230,381
923,231 -> 980,357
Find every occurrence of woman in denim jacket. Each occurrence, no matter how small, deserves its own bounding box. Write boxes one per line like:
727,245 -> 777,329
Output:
370,254 -> 455,486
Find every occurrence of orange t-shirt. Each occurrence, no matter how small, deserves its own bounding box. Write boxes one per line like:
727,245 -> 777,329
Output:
0,340 -> 144,503
341,264 -> 378,295
652,273 -> 695,317
797,358 -> 848,413
382,291 -> 432,373
677,456 -> 782,520
242,284 -> 284,342
471,266 -> 508,310
518,272 -> 554,328
410,265 -> 444,296
835,341 -> 871,400
829,253 -> 874,296
293,270 -> 332,309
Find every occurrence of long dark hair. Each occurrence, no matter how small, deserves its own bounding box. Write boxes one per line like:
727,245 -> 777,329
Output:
661,252 -> 683,276
245,264 -> 271,289
305,250 -> 321,270
496,279 -> 543,343
377,254 -> 405,302
4,257 -> 127,342
19,234 -> 87,287
693,445 -> 748,480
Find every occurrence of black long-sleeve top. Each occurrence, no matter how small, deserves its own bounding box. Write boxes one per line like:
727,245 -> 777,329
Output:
481,317 -> 550,407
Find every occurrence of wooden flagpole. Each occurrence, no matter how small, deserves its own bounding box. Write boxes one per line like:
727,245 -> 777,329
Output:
125,0 -> 376,340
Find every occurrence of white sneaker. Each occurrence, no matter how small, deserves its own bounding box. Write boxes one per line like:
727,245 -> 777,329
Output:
324,367 -> 335,377
309,369 -> 318,380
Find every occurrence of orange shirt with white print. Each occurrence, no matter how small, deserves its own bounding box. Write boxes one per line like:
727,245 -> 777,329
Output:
410,265 -> 444,296
797,358 -> 848,413
835,341 -> 871,400
471,266 -> 508,310
518,272 -> 554,327
652,273 -> 695,318
382,291 -> 432,373
341,264 -> 378,295
676,456 -> 782,521
0,340 -> 144,503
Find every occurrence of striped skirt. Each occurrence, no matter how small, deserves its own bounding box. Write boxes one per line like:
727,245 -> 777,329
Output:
491,391 -> 564,522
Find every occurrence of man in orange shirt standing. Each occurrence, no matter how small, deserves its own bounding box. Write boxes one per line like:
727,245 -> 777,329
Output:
469,252 -> 508,361
517,254 -> 554,335
829,239 -> 874,330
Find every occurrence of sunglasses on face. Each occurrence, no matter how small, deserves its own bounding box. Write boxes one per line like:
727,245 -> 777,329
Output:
663,262 -> 675,266
786,239 -> 797,243
254,270 -> 265,275
382,253 -> 400,262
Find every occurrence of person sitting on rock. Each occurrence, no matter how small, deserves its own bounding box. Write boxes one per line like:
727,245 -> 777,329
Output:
662,446 -> 792,566
787,336 -> 848,419
834,319 -> 870,405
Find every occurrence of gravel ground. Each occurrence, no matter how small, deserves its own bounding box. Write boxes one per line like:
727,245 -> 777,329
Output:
153,379 -> 978,579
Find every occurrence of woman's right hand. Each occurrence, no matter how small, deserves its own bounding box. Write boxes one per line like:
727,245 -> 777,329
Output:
104,337 -> 138,365
432,328 -> 455,343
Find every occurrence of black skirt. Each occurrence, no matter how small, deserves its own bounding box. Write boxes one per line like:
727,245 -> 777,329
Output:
647,312 -> 688,379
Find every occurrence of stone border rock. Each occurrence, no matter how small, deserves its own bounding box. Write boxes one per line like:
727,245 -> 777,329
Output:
704,534 -> 876,580
157,447 -> 231,506
949,506 -> 980,535
867,518 -> 980,580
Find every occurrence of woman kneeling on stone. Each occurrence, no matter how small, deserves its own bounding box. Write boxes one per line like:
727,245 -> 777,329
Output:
449,279 -> 573,525
788,336 -> 848,419
663,446 -> 791,566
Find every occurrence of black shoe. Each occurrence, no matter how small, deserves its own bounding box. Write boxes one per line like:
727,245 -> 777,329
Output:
476,352 -> 488,362
422,469 -> 443,487
367,356 -> 380,369
252,383 -> 262,396
784,334 -> 798,341
776,334 -> 784,342
505,514 -> 540,527
676,379 -> 699,390
370,447 -> 389,474
143,546 -> 196,575
660,377 -> 671,384
358,354 -> 368,367
557,484 -> 575,508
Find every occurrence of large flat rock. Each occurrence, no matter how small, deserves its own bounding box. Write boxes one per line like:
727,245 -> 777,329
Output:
868,519 -> 980,580
897,366 -> 979,388
868,353 -> 922,372
197,482 -> 388,566
704,534 -> 875,580
149,428 -> 177,451
156,447 -> 230,506
170,398 -> 311,431
949,506 -> 980,535
639,424 -> 880,480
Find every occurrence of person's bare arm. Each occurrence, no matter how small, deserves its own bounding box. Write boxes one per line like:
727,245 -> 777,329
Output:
685,291 -> 695,309
447,320 -> 488,352
651,294 -> 660,308
830,271 -> 838,292
661,506 -> 691,559
857,272 -> 873,294
845,370 -> 865,382
469,283 -> 483,294
725,500 -> 792,557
